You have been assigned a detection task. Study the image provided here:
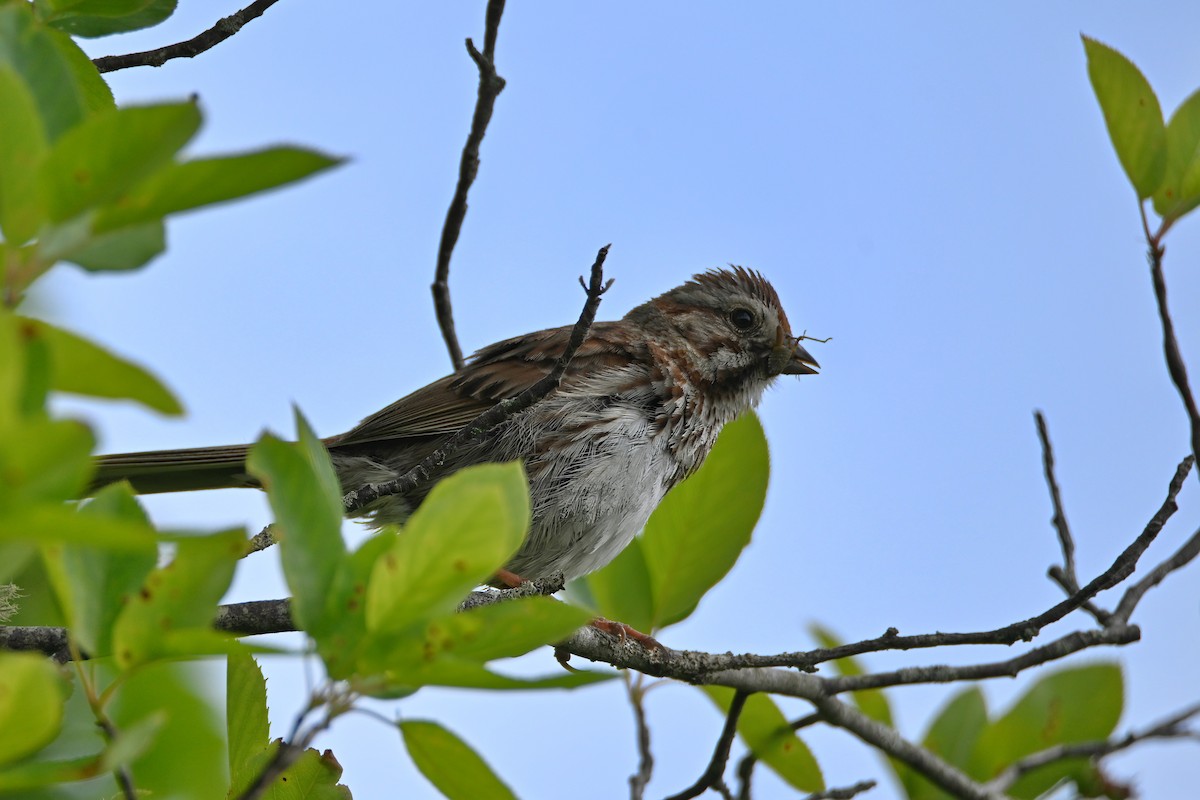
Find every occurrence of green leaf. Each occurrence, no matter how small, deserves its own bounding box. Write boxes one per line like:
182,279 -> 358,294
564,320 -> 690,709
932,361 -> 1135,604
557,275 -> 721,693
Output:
111,529 -> 246,668
1082,35 -> 1167,199
0,66 -> 48,244
316,529 -> 396,679
246,411 -> 346,637
362,596 -> 591,678
38,0 -> 177,38
969,663 -> 1123,798
584,536 -> 654,632
0,3 -> 114,142
401,720 -> 517,800
20,317 -> 181,413
64,218 -> 166,271
808,624 -> 893,727
1153,88 -> 1200,220
641,412 -> 769,629
95,147 -> 345,233
906,687 -> 988,800
2,504 -> 159,549
227,651 -> 270,795
41,101 -> 200,222
702,686 -> 824,793
110,661 -> 226,800
0,416 -> 94,506
0,754 -> 103,792
272,746 -> 352,800
365,462 -> 530,636
0,652 -> 67,765
363,661 -> 613,695
100,711 -> 166,772
40,483 -> 158,656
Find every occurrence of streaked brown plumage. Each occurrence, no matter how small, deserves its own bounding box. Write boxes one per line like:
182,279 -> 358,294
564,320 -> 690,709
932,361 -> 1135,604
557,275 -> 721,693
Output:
92,268 -> 819,579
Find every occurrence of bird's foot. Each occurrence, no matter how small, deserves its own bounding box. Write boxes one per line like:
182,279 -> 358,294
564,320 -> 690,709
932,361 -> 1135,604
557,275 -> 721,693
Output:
590,617 -> 663,651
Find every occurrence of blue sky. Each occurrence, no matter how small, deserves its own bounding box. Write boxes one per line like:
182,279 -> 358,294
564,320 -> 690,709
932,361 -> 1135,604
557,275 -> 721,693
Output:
48,2 -> 1200,797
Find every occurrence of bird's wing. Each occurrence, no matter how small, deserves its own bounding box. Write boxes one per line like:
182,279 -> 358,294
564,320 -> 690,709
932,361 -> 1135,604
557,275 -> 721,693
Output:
328,322 -> 636,448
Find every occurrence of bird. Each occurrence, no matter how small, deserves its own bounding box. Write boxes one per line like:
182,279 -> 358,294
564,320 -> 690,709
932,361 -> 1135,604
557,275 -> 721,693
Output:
91,267 -> 819,581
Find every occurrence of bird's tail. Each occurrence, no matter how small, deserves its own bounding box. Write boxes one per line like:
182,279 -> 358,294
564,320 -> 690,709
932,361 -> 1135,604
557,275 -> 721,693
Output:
90,444 -> 257,495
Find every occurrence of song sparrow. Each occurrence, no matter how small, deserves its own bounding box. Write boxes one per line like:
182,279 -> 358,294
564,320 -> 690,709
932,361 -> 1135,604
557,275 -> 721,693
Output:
92,267 -> 819,580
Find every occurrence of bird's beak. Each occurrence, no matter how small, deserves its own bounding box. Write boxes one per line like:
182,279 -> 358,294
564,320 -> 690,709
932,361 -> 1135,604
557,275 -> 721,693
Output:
771,339 -> 821,376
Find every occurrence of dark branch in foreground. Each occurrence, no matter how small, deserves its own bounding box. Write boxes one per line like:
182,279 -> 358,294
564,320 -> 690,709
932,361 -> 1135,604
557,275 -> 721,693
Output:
343,245 -> 612,512
1145,225 -> 1200,482
91,0 -> 282,73
3,449 -> 1195,800
432,0 -> 509,370
665,690 -> 748,800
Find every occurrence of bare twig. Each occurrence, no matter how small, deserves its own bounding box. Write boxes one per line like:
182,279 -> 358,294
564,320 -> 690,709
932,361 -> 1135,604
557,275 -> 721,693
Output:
1145,224 -> 1200,483
1035,410 -> 1078,584
986,700 -> 1200,792
626,673 -> 654,800
1035,412 -> 1113,623
1113,523 -> 1200,624
736,713 -> 821,800
98,717 -> 139,800
432,0 -> 509,370
91,0 -> 282,73
810,694 -> 999,800
820,625 -> 1140,694
343,245 -> 612,512
802,781 -> 877,800
665,691 -> 749,800
1110,455 -> 1195,623
1142,215 -> 1200,482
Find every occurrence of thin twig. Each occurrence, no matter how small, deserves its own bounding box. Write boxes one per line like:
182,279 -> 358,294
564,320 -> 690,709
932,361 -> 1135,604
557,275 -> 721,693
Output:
820,625 -> 1140,694
1113,523 -> 1200,624
91,0 -> 281,73
1035,411 -> 1112,624
1035,410 -> 1077,583
1110,455 -> 1195,623
432,0 -> 508,370
1146,227 -> 1200,483
343,245 -> 612,512
97,718 -> 138,800
72,646 -> 138,800
626,673 -> 654,800
665,691 -> 750,800
802,781 -> 877,800
736,713 -> 821,800
986,700 -> 1200,792
810,694 -> 999,800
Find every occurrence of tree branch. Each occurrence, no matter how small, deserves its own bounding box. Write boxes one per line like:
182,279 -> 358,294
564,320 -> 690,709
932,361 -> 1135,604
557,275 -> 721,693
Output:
664,690 -> 748,800
736,713 -> 821,800
802,780 -> 878,800
1035,412 -> 1111,624
342,245 -> 612,513
625,673 -> 655,800
809,694 -> 1000,800
1146,232 -> 1200,483
432,0 -> 508,370
91,0 -> 282,73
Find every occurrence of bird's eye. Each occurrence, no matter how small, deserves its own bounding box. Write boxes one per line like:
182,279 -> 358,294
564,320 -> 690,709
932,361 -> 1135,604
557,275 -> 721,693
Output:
729,307 -> 756,331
